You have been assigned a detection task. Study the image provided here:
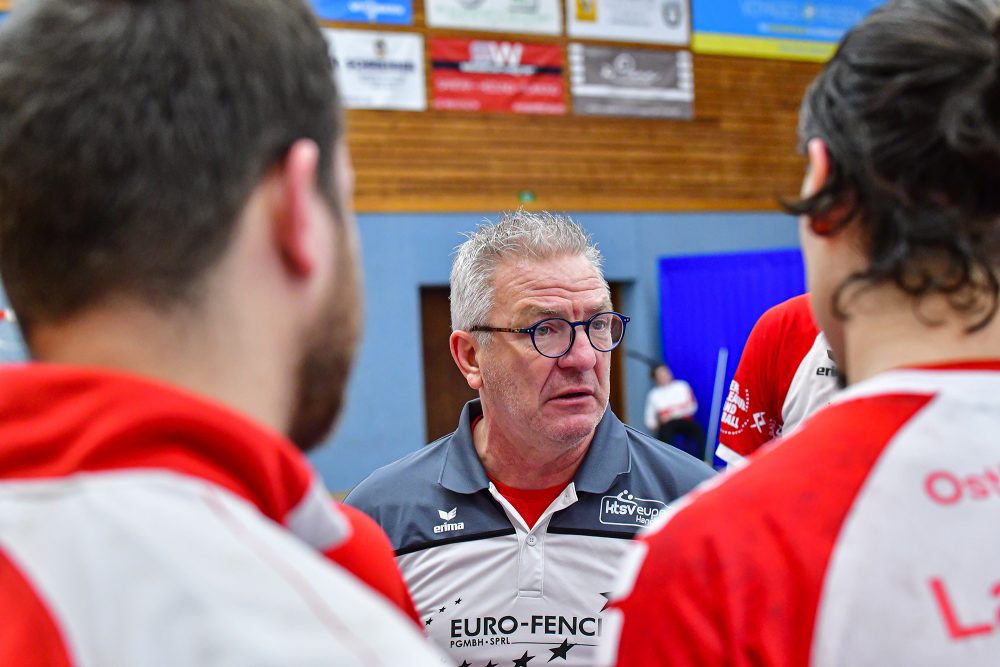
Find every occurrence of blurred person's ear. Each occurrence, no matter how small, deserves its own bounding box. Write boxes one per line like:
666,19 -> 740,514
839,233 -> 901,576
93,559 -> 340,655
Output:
274,138 -> 326,278
804,138 -> 836,236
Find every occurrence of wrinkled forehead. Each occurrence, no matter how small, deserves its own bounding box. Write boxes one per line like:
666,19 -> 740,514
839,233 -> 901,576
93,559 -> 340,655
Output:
491,253 -> 611,319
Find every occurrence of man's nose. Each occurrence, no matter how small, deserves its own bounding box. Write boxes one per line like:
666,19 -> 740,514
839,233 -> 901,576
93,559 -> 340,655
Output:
557,326 -> 598,370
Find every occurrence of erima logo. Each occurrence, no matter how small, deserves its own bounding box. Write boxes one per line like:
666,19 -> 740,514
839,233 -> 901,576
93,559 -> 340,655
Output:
435,508 -> 465,534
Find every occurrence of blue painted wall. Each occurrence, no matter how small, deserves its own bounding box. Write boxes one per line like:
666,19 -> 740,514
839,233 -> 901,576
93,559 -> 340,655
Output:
312,211 -> 800,492
0,212 -> 801,492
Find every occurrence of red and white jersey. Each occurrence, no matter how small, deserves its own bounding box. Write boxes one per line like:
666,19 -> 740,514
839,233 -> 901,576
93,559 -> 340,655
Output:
717,293 -> 839,466
0,364 -> 441,666
600,362 -> 1000,666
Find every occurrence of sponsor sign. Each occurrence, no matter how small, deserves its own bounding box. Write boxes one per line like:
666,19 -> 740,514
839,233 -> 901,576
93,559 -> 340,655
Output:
426,0 -> 562,36
310,0 -> 413,25
325,29 -> 426,111
431,38 -> 566,115
692,0 -> 882,62
569,44 -> 693,119
599,490 -> 667,527
566,0 -> 690,46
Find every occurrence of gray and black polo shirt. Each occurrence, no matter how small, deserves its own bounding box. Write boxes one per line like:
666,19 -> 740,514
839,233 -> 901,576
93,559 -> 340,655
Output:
345,399 -> 713,667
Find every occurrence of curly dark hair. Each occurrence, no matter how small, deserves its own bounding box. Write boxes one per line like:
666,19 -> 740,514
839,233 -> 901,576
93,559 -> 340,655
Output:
785,0 -> 1000,331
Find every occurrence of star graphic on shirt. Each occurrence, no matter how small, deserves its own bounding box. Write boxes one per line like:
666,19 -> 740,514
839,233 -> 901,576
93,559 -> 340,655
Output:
424,617 -> 433,626
484,662 -> 497,667
599,591 -> 613,612
547,639 -> 575,662
458,662 -> 472,667
439,606 -> 447,613
455,597 -> 463,605
512,651 -> 535,666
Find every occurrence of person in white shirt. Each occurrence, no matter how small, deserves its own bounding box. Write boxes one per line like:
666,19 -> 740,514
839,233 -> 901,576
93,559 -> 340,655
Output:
644,363 -> 705,458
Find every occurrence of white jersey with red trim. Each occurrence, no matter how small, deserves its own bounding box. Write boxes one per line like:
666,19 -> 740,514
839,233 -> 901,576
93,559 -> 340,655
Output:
717,293 -> 839,466
0,364 -> 443,667
600,362 -> 1000,666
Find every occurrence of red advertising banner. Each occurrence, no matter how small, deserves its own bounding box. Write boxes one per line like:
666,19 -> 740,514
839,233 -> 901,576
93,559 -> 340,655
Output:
430,38 -> 566,115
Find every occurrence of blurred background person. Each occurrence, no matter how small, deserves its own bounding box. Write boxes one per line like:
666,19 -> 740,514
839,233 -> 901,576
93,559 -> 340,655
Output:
644,361 -> 706,459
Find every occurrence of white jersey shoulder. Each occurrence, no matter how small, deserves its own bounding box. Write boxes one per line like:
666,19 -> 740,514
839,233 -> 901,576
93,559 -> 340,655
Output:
814,369 -> 1000,665
780,330 -> 839,437
0,471 -> 445,667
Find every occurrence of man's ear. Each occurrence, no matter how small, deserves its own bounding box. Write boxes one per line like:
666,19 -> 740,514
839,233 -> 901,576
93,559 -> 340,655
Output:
803,138 -> 843,236
274,138 -> 323,278
450,330 -> 483,391
803,138 -> 829,199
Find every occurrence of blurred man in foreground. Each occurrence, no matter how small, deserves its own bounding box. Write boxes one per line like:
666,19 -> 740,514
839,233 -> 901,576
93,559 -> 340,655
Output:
602,0 -> 1000,664
0,1 -> 442,664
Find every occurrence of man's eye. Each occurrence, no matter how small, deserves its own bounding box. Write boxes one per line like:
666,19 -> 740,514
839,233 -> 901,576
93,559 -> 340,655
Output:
591,319 -> 608,332
536,325 -> 553,337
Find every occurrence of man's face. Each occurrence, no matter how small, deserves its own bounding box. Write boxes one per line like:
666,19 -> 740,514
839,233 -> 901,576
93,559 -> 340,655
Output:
477,253 -> 612,451
288,141 -> 363,451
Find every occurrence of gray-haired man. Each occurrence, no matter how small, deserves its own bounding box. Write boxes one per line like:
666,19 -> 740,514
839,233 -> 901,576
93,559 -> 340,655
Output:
347,211 -> 713,666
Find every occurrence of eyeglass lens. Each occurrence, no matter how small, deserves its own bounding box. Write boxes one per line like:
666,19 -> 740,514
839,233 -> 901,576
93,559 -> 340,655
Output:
533,313 -> 625,357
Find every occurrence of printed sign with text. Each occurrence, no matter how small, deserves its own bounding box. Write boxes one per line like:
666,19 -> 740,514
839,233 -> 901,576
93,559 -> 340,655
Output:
566,0 -> 690,45
311,0 -> 413,25
426,0 -> 562,35
570,43 -> 693,119
431,38 -> 566,115
692,0 -> 881,61
325,29 -> 426,111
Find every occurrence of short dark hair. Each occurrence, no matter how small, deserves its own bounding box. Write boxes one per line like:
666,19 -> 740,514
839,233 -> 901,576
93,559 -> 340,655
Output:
0,0 -> 342,337
786,0 -> 1000,331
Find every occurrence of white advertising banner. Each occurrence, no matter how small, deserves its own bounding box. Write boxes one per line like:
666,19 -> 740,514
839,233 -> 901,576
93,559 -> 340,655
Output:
426,0 -> 562,36
324,29 -> 426,111
570,43 -> 694,119
566,0 -> 690,45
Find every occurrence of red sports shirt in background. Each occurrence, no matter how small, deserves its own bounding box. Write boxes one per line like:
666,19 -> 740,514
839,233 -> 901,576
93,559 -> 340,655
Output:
717,293 -> 839,467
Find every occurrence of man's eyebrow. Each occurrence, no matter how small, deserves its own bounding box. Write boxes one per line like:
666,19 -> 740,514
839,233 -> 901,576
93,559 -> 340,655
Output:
515,305 -> 562,321
515,302 -> 614,322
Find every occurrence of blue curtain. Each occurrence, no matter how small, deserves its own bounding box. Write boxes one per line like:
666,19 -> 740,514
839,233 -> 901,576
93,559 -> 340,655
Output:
657,249 -> 805,465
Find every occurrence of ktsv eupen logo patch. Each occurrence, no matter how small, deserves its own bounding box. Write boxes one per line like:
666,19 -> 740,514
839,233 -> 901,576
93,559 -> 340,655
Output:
599,490 -> 667,527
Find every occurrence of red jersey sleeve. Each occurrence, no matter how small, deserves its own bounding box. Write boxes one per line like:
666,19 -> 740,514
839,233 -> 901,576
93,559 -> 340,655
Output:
719,294 -> 818,457
323,503 -> 421,627
0,548 -> 73,667
608,393 -> 932,667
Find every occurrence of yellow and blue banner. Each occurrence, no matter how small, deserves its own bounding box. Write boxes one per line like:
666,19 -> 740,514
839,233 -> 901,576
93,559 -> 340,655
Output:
692,1 -> 882,62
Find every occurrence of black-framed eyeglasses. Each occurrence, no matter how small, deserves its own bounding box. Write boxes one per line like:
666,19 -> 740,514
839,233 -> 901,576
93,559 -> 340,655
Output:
471,311 -> 630,359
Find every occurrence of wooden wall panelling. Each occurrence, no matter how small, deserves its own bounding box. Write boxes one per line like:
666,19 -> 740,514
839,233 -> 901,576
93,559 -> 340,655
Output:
325,0 -> 823,213
0,0 -> 822,213
344,62 -> 818,211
